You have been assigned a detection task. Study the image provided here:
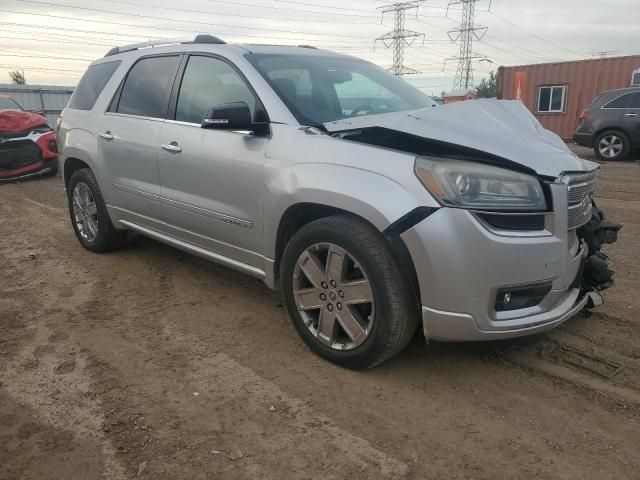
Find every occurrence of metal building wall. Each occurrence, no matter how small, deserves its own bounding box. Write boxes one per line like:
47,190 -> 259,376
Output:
0,84 -> 74,128
497,55 -> 640,140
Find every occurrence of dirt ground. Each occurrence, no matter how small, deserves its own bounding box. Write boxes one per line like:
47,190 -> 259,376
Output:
1,145 -> 639,480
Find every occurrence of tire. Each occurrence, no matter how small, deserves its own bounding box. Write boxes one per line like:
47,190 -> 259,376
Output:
280,215 -> 419,369
594,130 -> 631,161
67,168 -> 126,253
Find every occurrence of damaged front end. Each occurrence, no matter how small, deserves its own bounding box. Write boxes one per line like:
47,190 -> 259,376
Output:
578,203 -> 622,296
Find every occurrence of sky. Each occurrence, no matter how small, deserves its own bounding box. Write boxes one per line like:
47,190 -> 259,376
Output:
0,0 -> 638,94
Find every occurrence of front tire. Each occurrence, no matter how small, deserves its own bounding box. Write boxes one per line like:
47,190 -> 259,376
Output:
67,168 -> 126,252
594,130 -> 630,161
280,215 -> 419,369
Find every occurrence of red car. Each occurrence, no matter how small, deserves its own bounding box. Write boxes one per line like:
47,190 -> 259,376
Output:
0,95 -> 58,181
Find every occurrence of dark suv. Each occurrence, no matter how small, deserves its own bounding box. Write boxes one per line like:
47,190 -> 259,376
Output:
574,87 -> 640,161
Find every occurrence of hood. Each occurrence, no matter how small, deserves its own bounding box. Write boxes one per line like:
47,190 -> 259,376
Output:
0,109 -> 48,134
324,100 -> 597,178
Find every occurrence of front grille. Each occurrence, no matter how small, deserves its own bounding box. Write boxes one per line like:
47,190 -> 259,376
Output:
565,171 -> 597,230
0,140 -> 42,171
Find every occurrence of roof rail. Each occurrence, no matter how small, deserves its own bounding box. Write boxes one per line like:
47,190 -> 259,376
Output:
297,45 -> 318,49
104,34 -> 225,57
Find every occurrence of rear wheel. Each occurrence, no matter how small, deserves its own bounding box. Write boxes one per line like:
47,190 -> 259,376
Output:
594,130 -> 630,161
280,215 -> 419,369
67,168 -> 126,252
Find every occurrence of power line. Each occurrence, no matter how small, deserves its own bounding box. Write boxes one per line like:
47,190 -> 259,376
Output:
0,33 -> 113,47
94,0 -> 377,25
445,0 -> 489,89
375,2 -> 426,76
488,10 -> 586,57
0,52 -> 93,62
10,1 -> 379,40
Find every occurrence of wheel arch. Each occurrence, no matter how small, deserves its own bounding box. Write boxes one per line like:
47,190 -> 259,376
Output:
272,201 -> 423,305
593,126 -> 632,145
63,157 -> 92,189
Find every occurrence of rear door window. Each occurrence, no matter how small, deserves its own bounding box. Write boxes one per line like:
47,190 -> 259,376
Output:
68,61 -> 120,110
116,55 -> 181,119
628,93 -> 640,109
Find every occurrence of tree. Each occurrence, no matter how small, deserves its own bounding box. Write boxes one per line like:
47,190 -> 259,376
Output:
475,70 -> 497,98
9,70 -> 26,85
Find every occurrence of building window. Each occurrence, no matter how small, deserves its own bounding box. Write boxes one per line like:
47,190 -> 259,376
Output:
537,85 -> 567,113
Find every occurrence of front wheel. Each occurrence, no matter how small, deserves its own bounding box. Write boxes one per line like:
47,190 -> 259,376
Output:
280,215 -> 419,369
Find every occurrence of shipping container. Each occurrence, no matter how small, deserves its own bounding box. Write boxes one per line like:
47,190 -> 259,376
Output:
497,55 -> 640,140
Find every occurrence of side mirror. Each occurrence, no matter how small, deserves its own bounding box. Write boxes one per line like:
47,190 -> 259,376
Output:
202,102 -> 254,131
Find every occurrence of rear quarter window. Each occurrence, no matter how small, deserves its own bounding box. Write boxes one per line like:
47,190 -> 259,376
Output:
115,55 -> 181,119
602,92 -> 633,109
68,61 -> 121,110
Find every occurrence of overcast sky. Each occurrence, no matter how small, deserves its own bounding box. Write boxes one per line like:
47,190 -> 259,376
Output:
0,0 -> 638,94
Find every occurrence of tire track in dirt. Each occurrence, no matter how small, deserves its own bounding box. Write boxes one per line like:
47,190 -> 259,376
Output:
3,177 -> 640,479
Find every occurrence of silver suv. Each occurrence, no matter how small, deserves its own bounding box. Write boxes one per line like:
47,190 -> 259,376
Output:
58,35 -> 620,369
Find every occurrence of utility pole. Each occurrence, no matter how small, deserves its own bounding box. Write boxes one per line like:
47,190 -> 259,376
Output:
375,1 -> 425,77
445,0 -> 488,89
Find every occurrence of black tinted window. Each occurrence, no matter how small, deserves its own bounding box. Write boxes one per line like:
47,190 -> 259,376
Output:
175,56 -> 256,124
68,61 -> 120,110
603,93 -> 632,109
629,93 -> 640,109
117,56 -> 180,118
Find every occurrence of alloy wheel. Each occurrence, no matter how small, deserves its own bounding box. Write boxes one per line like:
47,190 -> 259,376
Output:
292,243 -> 374,351
598,135 -> 623,159
72,182 -> 99,243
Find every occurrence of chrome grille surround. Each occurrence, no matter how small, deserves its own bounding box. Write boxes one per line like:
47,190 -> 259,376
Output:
562,171 -> 597,230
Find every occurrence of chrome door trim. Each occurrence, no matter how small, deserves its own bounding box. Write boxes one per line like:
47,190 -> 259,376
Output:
113,182 -> 161,201
161,196 -> 254,229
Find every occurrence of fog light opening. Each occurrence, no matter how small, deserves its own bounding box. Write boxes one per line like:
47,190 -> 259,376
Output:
495,282 -> 552,312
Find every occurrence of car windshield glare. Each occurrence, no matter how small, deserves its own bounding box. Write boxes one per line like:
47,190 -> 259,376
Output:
246,53 -> 434,125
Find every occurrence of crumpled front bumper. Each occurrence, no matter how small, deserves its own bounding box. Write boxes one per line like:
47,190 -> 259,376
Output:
400,182 -> 619,342
0,129 -> 57,180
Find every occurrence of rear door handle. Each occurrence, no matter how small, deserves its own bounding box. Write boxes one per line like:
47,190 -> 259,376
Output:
625,113 -> 638,117
161,142 -> 182,153
99,131 -> 114,140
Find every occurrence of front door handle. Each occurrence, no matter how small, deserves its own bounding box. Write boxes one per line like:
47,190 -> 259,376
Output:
161,142 -> 182,153
625,113 -> 638,117
99,131 -> 114,140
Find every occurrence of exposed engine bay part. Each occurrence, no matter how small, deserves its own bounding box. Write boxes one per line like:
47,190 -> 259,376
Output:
578,203 -> 622,293
333,126 -> 537,176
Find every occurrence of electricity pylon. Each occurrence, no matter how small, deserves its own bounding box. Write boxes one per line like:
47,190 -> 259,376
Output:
444,0 -> 489,89
375,1 -> 425,76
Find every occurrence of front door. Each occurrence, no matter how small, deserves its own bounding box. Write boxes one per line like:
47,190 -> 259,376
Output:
98,54 -> 181,224
157,54 -> 267,268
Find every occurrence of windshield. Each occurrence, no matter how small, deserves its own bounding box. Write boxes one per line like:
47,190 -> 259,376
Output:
0,97 -> 23,110
246,53 -> 434,125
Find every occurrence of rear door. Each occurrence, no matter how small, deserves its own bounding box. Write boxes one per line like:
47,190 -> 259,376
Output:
156,54 -> 268,267
621,92 -> 640,145
98,54 -> 181,223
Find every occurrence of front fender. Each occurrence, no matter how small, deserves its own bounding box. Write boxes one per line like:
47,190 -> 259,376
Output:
264,162 -> 427,259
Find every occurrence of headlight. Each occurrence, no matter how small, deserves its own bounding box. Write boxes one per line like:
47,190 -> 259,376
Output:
414,157 -> 547,211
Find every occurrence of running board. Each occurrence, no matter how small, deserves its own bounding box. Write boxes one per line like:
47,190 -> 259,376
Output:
118,220 -> 266,280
